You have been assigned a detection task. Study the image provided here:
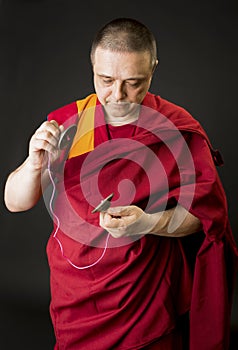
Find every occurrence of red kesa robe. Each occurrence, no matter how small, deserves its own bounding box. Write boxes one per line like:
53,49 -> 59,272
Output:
46,92 -> 238,349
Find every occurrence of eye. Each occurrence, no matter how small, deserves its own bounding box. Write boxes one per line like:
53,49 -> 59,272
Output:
102,78 -> 113,85
126,80 -> 140,87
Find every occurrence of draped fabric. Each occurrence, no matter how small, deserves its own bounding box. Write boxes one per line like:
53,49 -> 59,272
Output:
46,92 -> 238,349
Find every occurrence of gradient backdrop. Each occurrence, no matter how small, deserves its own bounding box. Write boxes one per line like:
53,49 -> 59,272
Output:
1,0 -> 237,348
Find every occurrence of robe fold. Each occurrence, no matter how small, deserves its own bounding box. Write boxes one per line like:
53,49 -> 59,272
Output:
46,92 -> 238,349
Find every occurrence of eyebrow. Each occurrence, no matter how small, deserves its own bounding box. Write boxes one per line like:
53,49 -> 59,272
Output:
97,73 -> 146,81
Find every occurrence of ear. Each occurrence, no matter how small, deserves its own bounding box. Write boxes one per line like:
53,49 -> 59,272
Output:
152,59 -> 159,74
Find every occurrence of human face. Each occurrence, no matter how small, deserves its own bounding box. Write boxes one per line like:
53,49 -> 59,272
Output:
93,47 -> 155,119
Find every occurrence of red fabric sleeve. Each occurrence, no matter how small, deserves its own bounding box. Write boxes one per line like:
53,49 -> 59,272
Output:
183,133 -> 238,350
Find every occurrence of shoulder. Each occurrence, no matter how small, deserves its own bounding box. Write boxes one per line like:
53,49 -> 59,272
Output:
144,93 -> 224,166
144,92 -> 212,139
143,92 -> 201,130
47,93 -> 97,125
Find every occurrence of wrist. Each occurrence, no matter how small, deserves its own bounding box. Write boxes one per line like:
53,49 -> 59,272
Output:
25,156 -> 44,173
149,211 -> 171,235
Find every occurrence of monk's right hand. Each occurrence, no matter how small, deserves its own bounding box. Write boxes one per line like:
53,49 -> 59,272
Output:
28,120 -> 64,170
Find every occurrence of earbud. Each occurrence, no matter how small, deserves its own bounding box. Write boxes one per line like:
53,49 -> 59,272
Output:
91,193 -> 114,213
58,124 -> 77,150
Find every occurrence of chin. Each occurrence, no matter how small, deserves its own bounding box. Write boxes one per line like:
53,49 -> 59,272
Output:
105,103 -> 131,116
107,101 -> 140,116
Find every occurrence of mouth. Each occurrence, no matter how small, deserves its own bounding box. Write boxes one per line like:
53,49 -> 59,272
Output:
106,101 -> 139,110
105,101 -> 132,114
106,101 -> 131,107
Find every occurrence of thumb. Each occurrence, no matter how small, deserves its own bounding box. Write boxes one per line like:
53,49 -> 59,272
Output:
107,206 -> 131,216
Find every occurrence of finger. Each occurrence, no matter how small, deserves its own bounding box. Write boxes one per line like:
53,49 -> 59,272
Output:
109,217 -> 126,228
59,124 -> 64,133
30,137 -> 56,154
50,120 -> 65,134
38,121 -> 61,140
34,131 -> 59,150
100,212 -> 125,229
100,212 -> 112,228
104,213 -> 122,227
34,121 -> 62,149
107,228 -> 126,238
107,205 -> 142,220
49,120 -> 59,128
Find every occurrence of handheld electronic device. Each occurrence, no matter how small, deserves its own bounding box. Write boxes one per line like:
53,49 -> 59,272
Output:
58,124 -> 77,150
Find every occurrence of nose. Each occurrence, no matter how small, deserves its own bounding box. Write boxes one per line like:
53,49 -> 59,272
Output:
112,81 -> 126,101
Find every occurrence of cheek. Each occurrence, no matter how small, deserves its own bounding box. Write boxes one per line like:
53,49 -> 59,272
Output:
133,86 -> 149,103
94,83 -> 110,104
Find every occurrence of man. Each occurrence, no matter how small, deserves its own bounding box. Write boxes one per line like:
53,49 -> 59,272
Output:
4,18 -> 238,349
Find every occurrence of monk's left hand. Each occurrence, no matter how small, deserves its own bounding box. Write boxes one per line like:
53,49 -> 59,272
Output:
99,205 -> 159,238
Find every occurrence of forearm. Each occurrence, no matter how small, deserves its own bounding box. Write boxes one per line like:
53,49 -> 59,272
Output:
4,120 -> 63,212
100,204 -> 202,238
4,157 -> 43,212
150,205 -> 202,237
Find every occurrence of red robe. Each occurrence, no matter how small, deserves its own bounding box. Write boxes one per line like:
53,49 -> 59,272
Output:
46,92 -> 238,349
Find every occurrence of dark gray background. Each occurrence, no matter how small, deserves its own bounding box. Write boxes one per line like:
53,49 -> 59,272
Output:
1,0 -> 237,348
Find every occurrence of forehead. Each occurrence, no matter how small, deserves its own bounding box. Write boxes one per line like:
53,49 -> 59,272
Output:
93,47 -> 152,78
